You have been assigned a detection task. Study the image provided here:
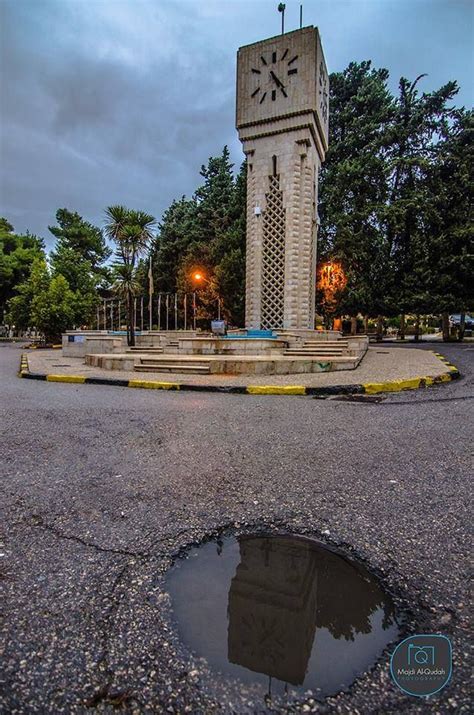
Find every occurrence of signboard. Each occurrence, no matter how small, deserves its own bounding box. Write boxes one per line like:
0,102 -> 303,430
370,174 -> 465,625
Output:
211,321 -> 226,336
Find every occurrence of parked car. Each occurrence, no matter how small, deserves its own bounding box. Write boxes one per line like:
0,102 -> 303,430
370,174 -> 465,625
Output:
449,314 -> 474,328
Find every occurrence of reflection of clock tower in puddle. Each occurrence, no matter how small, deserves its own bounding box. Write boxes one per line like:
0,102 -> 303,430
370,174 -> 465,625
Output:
236,27 -> 329,329
228,537 -> 319,685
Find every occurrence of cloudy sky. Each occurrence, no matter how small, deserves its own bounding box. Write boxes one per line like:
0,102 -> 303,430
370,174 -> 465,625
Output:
1,0 -> 472,249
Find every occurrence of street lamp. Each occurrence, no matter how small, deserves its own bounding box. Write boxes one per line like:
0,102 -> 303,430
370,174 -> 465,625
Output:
192,271 -> 221,321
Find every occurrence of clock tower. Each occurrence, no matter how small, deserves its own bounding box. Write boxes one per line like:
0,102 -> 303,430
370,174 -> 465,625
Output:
236,27 -> 329,330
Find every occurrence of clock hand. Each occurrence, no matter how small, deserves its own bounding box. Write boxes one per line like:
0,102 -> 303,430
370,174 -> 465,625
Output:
270,70 -> 285,89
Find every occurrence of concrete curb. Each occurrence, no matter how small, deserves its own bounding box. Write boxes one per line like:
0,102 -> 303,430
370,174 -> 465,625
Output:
18,351 -> 460,397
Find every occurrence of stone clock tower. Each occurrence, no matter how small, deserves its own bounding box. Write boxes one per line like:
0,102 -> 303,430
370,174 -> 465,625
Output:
236,27 -> 329,330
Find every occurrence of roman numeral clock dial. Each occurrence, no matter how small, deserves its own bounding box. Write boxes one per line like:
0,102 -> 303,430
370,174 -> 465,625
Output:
250,49 -> 298,104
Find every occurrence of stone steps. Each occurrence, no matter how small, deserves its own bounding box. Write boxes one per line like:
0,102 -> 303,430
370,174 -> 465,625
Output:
302,340 -> 349,349
135,362 -> 210,374
128,346 -> 164,353
285,347 -> 344,353
284,336 -> 352,359
289,344 -> 346,350
284,351 -> 344,358
135,356 -> 211,374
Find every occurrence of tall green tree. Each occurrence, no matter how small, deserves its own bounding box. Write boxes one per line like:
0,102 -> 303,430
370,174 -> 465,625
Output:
150,197 -> 199,294
194,146 -> 236,243
0,218 -> 45,320
7,256 -> 50,331
49,209 -> 111,327
31,274 -> 77,342
212,160 -> 247,326
317,61 -> 395,327
409,108 -> 473,339
385,75 -> 460,336
150,148 -> 246,326
49,208 -> 110,275
105,206 -> 155,346
7,257 -> 76,341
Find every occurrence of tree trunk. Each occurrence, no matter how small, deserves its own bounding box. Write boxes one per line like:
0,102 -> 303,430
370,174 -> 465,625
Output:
414,314 -> 420,342
442,312 -> 450,342
399,313 -> 405,340
458,312 -> 466,342
376,315 -> 383,342
350,316 -> 357,335
364,315 -> 369,334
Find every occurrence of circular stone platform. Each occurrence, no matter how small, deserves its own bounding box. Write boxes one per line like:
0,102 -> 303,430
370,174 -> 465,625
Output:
25,347 -> 452,390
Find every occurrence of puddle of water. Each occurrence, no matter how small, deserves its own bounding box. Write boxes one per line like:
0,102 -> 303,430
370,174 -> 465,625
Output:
166,534 -> 399,701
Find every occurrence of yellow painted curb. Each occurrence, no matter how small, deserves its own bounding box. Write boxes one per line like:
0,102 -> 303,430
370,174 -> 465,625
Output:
432,351 -> 459,373
128,379 -> 179,390
46,375 -> 86,383
246,385 -> 306,395
363,377 -> 422,394
434,373 -> 451,383
19,353 -> 29,377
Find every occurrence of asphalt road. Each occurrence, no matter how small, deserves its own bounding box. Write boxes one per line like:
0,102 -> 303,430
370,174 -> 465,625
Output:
1,342 -> 472,714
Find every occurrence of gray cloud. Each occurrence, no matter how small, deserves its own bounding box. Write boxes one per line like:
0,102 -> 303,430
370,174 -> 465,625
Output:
1,0 -> 472,249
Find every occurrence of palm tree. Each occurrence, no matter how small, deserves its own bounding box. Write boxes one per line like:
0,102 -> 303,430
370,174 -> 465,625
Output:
105,206 -> 155,346
111,264 -> 141,344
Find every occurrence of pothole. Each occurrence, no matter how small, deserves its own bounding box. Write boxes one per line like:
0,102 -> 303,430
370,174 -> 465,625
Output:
166,534 -> 400,702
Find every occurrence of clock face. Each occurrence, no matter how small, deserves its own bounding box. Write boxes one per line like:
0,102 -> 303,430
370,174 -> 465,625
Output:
250,48 -> 299,104
318,60 -> 328,123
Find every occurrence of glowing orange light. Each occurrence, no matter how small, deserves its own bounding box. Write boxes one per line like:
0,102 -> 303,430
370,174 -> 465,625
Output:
193,272 -> 203,281
318,262 -> 346,294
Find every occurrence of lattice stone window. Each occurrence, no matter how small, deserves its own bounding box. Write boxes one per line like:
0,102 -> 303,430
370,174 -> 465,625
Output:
261,175 -> 286,329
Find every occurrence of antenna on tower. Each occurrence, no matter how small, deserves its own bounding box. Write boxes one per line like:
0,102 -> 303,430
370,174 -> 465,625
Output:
278,3 -> 286,35
300,4 -> 303,28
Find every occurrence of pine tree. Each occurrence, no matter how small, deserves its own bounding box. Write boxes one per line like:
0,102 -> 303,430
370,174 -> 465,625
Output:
150,149 -> 246,326
49,209 -> 110,274
386,76 -> 460,333
151,197 -> 199,294
213,161 -> 247,326
49,209 -> 111,327
411,108 -> 474,339
317,61 -> 394,326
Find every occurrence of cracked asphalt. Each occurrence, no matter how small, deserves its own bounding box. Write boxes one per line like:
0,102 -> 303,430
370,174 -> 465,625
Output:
1,342 -> 472,714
